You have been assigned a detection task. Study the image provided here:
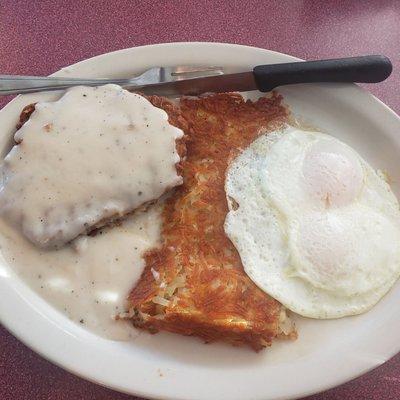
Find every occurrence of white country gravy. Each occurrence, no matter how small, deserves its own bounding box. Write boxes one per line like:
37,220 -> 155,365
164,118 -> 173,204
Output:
0,84 -> 183,248
0,204 -> 162,339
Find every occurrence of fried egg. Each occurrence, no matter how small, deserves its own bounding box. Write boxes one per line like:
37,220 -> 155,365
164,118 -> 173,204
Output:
225,126 -> 400,318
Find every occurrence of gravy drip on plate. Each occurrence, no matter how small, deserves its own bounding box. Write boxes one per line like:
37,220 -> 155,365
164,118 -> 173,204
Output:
0,204 -> 162,339
0,84 -> 183,248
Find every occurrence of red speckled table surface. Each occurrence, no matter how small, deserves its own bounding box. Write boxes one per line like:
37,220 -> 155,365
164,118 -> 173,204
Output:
0,1 -> 399,399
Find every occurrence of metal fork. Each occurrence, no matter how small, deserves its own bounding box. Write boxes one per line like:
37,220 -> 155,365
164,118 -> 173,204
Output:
0,66 -> 224,96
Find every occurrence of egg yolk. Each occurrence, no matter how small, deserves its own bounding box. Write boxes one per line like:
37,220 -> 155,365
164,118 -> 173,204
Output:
302,140 -> 364,208
295,212 -> 351,285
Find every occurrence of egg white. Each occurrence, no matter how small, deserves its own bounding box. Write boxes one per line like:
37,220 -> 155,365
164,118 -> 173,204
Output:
225,126 -> 400,318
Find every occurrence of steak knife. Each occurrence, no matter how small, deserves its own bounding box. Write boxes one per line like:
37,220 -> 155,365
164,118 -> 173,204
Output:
138,55 -> 392,96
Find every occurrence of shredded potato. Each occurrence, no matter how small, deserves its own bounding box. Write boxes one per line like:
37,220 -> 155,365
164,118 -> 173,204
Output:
128,93 -> 296,351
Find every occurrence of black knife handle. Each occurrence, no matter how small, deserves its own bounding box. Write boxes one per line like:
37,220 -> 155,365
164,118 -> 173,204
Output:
253,55 -> 392,92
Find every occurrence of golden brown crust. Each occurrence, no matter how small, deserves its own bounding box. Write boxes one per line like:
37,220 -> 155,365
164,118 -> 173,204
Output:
16,103 -> 36,130
128,93 -> 293,351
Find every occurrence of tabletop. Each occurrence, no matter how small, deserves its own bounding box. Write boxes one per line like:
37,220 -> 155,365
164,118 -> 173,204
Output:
0,1 -> 399,399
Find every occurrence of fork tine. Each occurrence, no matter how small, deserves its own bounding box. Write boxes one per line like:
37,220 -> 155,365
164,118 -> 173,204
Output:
170,66 -> 224,75
136,66 -> 226,85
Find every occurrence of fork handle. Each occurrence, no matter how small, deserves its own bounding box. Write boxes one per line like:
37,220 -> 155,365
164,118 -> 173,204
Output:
253,55 -> 392,92
0,76 -> 132,95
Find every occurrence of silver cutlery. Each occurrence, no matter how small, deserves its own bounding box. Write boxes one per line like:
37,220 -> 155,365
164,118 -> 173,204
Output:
0,65 -> 224,95
0,55 -> 392,96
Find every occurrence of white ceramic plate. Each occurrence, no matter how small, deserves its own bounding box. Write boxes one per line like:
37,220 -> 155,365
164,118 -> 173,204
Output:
1,43 -> 400,400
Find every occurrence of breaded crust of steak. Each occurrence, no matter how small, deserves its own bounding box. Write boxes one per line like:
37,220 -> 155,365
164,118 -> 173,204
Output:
127,93 -> 296,351
15,98 -> 187,242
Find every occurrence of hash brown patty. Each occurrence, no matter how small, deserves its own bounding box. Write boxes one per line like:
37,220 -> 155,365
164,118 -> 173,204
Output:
128,93 -> 296,351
